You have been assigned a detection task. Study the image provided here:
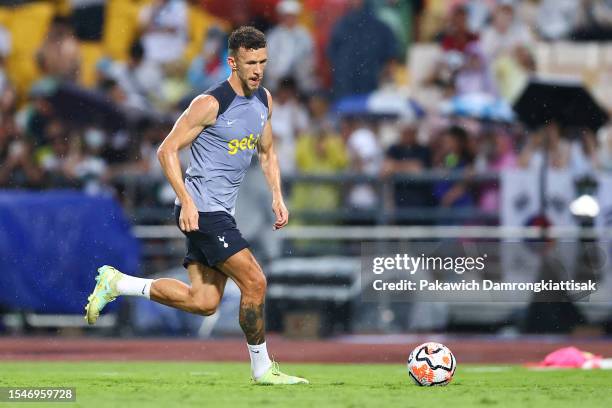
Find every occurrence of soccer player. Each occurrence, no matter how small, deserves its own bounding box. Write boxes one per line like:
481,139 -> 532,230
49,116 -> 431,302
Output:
85,26 -> 308,385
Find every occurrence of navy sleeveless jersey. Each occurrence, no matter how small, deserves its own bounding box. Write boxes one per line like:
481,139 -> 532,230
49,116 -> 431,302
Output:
176,80 -> 269,215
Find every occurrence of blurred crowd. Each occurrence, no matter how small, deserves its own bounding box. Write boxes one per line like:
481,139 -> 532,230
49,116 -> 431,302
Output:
1,0 -> 612,223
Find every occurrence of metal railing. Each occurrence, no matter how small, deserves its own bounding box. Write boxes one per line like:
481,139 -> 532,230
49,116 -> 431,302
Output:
118,170 -> 500,225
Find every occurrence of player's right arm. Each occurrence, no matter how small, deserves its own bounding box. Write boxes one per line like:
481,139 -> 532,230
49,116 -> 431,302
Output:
157,95 -> 219,232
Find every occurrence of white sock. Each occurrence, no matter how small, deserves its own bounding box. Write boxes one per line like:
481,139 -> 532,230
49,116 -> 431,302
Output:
247,342 -> 272,379
116,274 -> 153,299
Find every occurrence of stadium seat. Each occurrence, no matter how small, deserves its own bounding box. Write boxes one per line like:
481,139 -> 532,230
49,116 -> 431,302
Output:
551,42 -> 600,69
544,42 -> 600,84
1,2 -> 54,95
600,43 -> 612,68
54,0 -> 72,17
592,44 -> 612,111
102,0 -> 141,61
0,8 -> 10,25
184,5 -> 230,63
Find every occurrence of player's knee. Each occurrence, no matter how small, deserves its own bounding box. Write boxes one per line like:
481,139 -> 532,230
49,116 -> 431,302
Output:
192,295 -> 219,316
243,271 -> 267,299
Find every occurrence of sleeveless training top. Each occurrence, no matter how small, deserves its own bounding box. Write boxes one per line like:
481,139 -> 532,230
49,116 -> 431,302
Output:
176,80 -> 269,215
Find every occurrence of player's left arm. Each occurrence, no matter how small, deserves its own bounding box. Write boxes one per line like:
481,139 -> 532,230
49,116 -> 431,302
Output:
258,89 -> 289,230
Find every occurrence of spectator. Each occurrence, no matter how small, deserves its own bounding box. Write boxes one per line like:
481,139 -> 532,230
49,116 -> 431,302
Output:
381,119 -> 433,211
108,124 -> 157,180
327,0 -> 398,99
0,0 -> 607,230
265,0 -> 317,93
98,78 -> 129,109
474,127 -> 517,173
535,0 -> 579,40
63,127 -> 111,195
94,127 -> 130,166
37,17 -> 81,82
21,90 -> 57,148
271,77 -> 309,175
518,123 -> 570,171
187,26 -> 231,92
433,125 -> 474,208
370,0 -> 422,54
106,121 -> 186,189
126,40 -> 164,101
569,129 -> 600,177
344,118 -> 383,210
0,118 -> 43,188
598,125 -> 612,171
306,92 -> 335,131
33,120 -> 74,186
481,3 -> 532,60
0,84 -> 16,121
474,128 -> 517,213
492,45 -> 536,102
139,0 -> 189,65
425,52 -> 462,98
572,0 -> 612,41
302,0 -> 351,90
454,43 -> 497,96
160,61 -> 190,112
460,0 -> 496,34
437,5 -> 479,53
96,61 -> 149,115
133,122 -> 188,205
97,41 -> 163,113
291,124 -> 348,218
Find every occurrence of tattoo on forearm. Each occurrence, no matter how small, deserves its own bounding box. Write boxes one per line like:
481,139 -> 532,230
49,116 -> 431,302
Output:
240,302 -> 265,345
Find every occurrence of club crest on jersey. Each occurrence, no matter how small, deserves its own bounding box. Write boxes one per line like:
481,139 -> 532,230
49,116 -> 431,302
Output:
228,134 -> 260,155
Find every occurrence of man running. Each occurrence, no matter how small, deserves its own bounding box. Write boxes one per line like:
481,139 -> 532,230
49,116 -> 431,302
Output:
85,26 -> 308,385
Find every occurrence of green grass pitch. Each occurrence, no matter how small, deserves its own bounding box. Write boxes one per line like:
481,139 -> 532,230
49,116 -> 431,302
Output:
1,362 -> 612,407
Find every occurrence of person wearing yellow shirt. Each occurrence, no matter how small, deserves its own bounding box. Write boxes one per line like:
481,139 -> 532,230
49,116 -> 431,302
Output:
291,124 -> 348,221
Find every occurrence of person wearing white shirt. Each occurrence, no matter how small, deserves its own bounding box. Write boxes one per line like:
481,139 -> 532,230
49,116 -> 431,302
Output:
481,3 -> 532,60
139,0 -> 188,65
265,0 -> 316,93
346,121 -> 383,210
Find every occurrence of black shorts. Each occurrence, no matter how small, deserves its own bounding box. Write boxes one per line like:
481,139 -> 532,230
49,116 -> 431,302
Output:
174,206 -> 250,268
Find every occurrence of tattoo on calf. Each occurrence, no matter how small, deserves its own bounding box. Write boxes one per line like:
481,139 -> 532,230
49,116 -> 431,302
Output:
240,302 -> 265,345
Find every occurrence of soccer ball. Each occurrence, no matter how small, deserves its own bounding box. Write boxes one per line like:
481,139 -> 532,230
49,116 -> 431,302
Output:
407,342 -> 456,386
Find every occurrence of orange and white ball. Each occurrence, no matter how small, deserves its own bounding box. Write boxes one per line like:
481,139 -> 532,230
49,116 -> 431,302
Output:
407,342 -> 456,386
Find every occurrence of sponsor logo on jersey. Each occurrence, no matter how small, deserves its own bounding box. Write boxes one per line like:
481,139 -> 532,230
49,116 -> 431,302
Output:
228,134 -> 260,155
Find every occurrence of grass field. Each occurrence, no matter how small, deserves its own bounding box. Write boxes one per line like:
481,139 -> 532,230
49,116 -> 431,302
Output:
1,362 -> 612,407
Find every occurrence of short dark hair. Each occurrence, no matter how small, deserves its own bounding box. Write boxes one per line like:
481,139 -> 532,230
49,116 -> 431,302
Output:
228,26 -> 266,55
